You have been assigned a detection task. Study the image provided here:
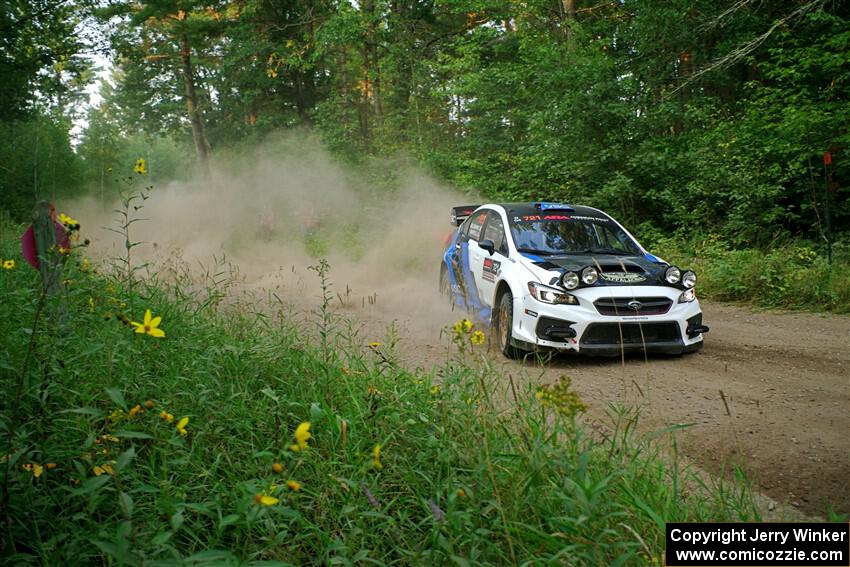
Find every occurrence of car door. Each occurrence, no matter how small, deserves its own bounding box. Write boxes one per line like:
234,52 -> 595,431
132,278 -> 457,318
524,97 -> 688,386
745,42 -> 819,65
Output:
459,210 -> 489,312
471,210 -> 509,308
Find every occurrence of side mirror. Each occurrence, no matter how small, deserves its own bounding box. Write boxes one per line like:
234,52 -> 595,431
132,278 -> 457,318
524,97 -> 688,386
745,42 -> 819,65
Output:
479,239 -> 495,256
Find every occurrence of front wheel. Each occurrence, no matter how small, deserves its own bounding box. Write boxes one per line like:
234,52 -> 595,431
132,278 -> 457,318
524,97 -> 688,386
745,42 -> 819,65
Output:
495,290 -> 523,359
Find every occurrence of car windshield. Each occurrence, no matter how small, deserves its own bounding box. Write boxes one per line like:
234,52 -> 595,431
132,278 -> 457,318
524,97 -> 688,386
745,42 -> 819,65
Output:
509,214 -> 641,256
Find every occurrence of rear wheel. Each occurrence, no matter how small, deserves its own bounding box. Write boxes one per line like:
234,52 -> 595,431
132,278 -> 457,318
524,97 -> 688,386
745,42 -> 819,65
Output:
495,290 -> 523,359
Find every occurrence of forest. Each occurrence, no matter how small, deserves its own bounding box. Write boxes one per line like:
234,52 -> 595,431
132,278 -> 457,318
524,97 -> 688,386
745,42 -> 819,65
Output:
2,1 -> 849,564
2,0 -> 847,248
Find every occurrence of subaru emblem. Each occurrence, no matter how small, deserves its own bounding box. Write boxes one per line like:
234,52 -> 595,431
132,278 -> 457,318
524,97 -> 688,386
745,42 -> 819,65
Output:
627,300 -> 643,311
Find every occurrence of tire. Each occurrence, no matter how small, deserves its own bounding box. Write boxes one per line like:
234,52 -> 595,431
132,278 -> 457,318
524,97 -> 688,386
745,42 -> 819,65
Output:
495,290 -> 523,359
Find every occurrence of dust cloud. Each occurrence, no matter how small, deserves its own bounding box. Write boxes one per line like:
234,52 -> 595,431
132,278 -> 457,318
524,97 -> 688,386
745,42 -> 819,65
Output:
70,133 -> 477,347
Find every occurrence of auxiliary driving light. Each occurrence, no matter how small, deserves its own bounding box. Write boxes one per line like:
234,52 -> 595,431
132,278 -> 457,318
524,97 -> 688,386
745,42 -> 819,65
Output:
561,271 -> 580,290
665,265 -> 681,284
581,266 -> 598,285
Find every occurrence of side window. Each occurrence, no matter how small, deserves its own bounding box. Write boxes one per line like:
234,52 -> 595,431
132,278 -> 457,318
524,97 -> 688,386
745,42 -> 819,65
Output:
467,211 -> 487,242
460,217 -> 473,240
482,212 -> 508,256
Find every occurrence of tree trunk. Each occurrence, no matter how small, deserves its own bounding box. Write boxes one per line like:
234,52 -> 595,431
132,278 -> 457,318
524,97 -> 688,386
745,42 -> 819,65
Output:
180,34 -> 210,174
363,0 -> 383,130
562,0 -> 575,47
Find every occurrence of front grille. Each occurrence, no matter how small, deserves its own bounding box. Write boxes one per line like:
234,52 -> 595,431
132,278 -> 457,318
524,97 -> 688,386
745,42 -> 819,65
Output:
594,296 -> 672,316
580,322 -> 681,346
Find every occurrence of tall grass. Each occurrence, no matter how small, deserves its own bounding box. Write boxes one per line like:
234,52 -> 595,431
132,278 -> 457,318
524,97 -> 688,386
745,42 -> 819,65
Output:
0,217 -> 762,566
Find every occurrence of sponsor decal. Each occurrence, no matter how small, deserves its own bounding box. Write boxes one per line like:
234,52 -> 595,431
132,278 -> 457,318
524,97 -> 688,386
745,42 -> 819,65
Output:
524,309 -> 538,318
482,258 -> 501,282
570,215 -> 610,222
600,272 -> 646,283
517,214 -> 610,223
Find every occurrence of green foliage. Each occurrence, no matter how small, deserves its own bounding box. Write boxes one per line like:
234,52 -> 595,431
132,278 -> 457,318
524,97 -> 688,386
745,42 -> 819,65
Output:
0,221 -> 763,564
3,0 -> 847,312
0,113 -> 86,220
0,0 -> 91,121
80,0 -> 848,254
652,236 -> 850,313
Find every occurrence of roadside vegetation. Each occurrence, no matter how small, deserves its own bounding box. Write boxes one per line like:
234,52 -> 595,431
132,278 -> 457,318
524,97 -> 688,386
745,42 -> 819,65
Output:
648,236 -> 850,314
0,204 -> 769,565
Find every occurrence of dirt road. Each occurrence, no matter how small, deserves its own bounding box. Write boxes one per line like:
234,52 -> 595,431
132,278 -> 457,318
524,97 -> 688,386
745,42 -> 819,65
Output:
346,298 -> 850,517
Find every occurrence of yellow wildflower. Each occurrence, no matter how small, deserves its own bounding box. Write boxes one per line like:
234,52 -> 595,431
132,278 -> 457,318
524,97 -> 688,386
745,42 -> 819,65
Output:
92,463 -> 114,476
535,376 -> 586,418
371,444 -> 382,470
130,309 -> 165,338
127,404 -> 142,418
175,416 -> 189,437
457,488 -> 466,497
3,259 -> 14,270
470,330 -> 485,345
57,246 -> 70,256
45,463 -> 57,469
272,462 -> 284,474
430,385 -> 440,395
58,213 -> 79,229
287,479 -> 302,491
101,434 -> 120,443
289,421 -> 311,452
160,411 -> 174,423
21,463 -> 44,478
134,158 -> 147,175
144,400 -> 155,409
368,341 -> 382,348
107,408 -> 125,423
254,494 -> 279,506
452,318 -> 473,335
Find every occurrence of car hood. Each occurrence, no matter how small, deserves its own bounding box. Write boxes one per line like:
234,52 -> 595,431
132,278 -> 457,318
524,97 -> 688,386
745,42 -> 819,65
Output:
520,252 -> 669,287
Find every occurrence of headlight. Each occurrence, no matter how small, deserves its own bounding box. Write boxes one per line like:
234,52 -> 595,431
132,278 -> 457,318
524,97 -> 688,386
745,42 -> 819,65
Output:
528,282 -> 579,305
581,266 -> 598,285
678,289 -> 696,303
682,270 -> 697,289
665,265 -> 681,284
561,271 -> 580,290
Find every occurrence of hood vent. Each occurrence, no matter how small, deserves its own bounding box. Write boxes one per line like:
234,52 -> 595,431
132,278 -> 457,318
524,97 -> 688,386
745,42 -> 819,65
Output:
596,263 -> 646,274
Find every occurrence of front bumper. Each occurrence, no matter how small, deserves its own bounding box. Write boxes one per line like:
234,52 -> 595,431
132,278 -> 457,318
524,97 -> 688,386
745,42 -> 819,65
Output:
512,285 -> 706,356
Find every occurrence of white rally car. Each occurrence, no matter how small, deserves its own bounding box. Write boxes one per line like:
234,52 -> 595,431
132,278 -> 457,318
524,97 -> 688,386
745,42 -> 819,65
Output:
439,202 -> 709,357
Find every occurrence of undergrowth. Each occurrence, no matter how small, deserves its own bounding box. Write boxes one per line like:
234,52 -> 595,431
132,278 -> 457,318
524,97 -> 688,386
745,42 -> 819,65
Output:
0,213 -> 763,566
648,235 -> 850,313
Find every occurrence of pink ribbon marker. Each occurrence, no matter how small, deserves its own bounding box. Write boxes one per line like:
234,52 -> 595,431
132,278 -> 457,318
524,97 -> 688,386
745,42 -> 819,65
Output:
21,222 -> 70,269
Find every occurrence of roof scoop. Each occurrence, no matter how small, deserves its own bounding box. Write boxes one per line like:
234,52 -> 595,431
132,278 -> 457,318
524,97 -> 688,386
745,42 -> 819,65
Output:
534,202 -> 574,211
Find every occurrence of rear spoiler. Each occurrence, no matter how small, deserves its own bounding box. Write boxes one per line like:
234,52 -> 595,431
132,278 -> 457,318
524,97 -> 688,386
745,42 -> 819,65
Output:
450,205 -> 481,226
